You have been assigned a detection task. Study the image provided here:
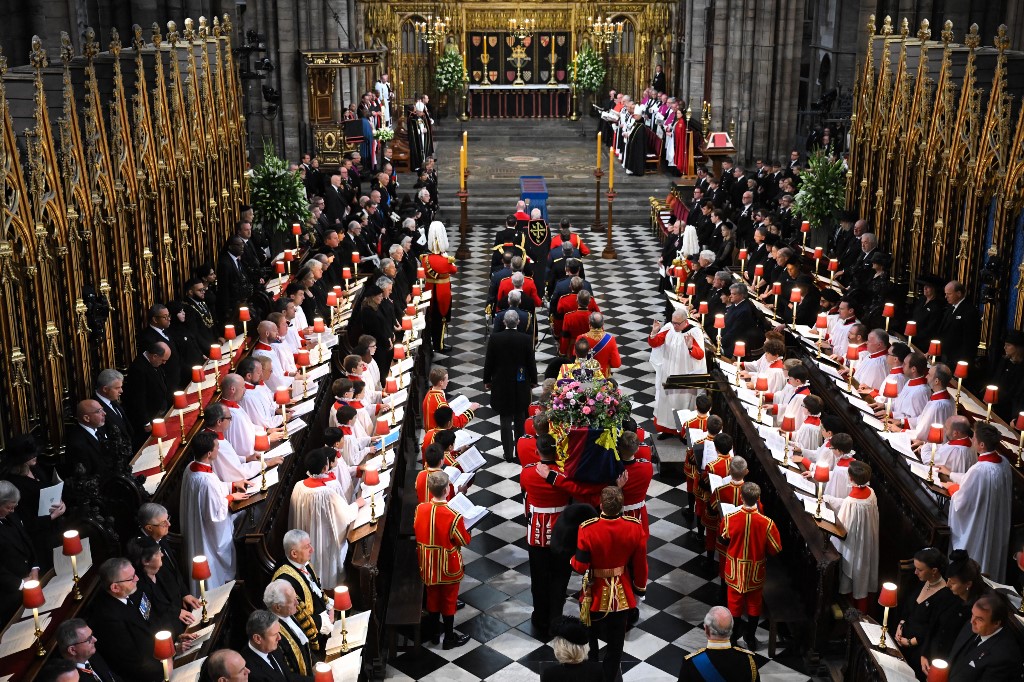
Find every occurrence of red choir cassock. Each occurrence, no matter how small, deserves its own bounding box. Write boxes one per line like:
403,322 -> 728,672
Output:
683,414 -> 709,495
571,515 -> 648,613
520,463 -> 572,547
711,482 -> 761,577
414,500 -> 470,615
415,467 -> 455,504
422,387 -> 472,431
720,507 -> 782,617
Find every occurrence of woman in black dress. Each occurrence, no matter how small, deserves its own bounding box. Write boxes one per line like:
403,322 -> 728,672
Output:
0,435 -> 64,571
541,616 -> 603,681
917,550 -> 990,679
127,536 -> 195,638
359,280 -> 395,377
893,547 -> 949,676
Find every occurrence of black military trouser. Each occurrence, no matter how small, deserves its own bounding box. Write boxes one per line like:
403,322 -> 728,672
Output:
527,545 -> 572,631
587,609 -> 629,682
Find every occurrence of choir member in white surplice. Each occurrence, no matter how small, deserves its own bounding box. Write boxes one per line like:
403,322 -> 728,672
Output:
825,460 -> 879,608
851,329 -> 890,391
238,357 -> 284,429
251,321 -> 294,392
939,423 -> 1013,582
648,309 -> 708,435
219,375 -> 285,461
793,396 -> 824,452
793,415 -> 842,471
905,364 -> 955,443
883,351 -> 931,422
180,431 -> 248,590
932,415 -> 977,473
777,365 -> 812,428
203,402 -> 261,486
859,342 -> 910,400
825,299 -> 860,360
822,434 -> 856,499
323,427 -> 358,503
741,337 -> 786,393
289,448 -> 364,587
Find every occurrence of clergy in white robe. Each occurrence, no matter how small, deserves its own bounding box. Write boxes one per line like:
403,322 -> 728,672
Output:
932,415 -> 976,473
944,424 -> 1013,581
826,302 -> 859,359
180,432 -> 241,590
289,448 -> 363,587
648,310 -> 708,434
825,461 -> 879,601
906,365 -> 955,441
887,353 -> 933,425
238,358 -> 285,429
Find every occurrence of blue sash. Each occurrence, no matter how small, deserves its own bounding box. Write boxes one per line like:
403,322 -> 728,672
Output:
590,332 -> 612,358
691,651 -> 727,682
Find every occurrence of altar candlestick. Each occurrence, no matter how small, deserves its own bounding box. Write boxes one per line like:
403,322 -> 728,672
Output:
608,147 -> 614,191
597,131 -> 602,168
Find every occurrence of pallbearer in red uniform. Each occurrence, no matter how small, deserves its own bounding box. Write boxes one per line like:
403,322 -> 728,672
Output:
720,482 -> 782,650
700,433 -> 734,557
414,471 -> 471,649
683,395 -> 713,520
422,221 -> 458,351
571,487 -> 648,682
422,367 -> 477,431
516,412 -> 549,467
617,431 -> 654,539
519,435 -> 573,638
549,218 -> 592,256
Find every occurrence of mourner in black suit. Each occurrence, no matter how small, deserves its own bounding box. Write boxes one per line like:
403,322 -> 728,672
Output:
946,594 -> 1023,681
677,607 -> 759,681
0,489 -> 37,623
62,400 -> 111,480
938,280 -> 982,368
88,559 -> 165,681
910,275 -> 947,348
1,436 -> 61,574
484,312 -> 538,462
323,175 -> 348,226
651,65 -> 666,92
216,237 -> 253,322
54,617 -> 123,682
127,536 -> 191,637
242,610 -> 314,682
137,305 -> 183,392
121,344 -> 172,450
721,285 -> 766,356
95,370 -> 134,445
541,616 -> 605,682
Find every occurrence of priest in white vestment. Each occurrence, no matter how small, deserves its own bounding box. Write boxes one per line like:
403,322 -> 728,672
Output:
941,423 -> 1012,581
219,375 -> 285,461
289,448 -> 364,587
238,358 -> 284,429
825,461 -> 879,605
932,415 -> 977,473
648,310 -> 708,434
180,431 -> 245,590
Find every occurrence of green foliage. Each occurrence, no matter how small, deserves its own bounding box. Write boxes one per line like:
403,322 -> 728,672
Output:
249,142 -> 311,233
572,45 -> 606,93
374,128 -> 394,142
792,151 -> 847,229
435,49 -> 466,93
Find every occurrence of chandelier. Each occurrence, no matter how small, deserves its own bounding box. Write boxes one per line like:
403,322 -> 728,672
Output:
587,15 -> 624,46
507,13 -> 535,41
415,13 -> 449,45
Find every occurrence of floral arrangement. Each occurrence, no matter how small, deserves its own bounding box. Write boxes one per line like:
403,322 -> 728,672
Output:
374,127 -> 394,142
249,142 -> 311,233
792,150 -> 846,230
572,45 -> 606,93
435,49 -> 466,93
549,376 -> 631,432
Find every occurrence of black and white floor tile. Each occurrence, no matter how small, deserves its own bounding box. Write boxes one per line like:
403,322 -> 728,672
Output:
387,224 -> 818,681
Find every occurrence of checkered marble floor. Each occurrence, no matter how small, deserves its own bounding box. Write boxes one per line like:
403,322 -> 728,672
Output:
387,224 -> 818,681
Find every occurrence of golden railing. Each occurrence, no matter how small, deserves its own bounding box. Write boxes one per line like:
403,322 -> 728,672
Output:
0,15 -> 248,450
847,15 -> 1024,354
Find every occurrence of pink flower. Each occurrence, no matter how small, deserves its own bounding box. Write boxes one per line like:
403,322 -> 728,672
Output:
583,406 -> 592,414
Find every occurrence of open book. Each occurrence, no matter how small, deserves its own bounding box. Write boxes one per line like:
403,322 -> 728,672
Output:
447,394 -> 472,415
456,446 -> 486,473
443,465 -> 475,490
447,492 -> 488,528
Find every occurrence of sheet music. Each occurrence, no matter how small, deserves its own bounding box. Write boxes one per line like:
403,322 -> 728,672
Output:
785,469 -> 816,495
188,580 -> 235,623
361,450 -> 396,471
800,496 -> 836,524
718,360 -> 737,377
675,409 -> 698,435
456,446 -> 486,473
908,460 -> 934,482
170,656 -> 207,682
734,385 -> 760,406
326,649 -> 364,681
744,403 -> 775,428
326,610 -> 371,653
757,425 -> 787,453
247,466 -> 280,489
306,362 -> 332,380
291,397 -> 317,417
447,492 -> 488,528
859,622 -> 900,654
360,470 -> 392,498
707,473 -> 731,492
983,576 -> 1023,609
37,480 -> 63,516
143,471 -> 166,495
174,623 -> 215,660
186,375 -> 218,393
37,574 -> 74,614
353,492 -> 387,528
291,378 -> 321,399
53,537 -> 93,579
880,432 -> 916,460
443,466 -> 475,489
448,394 -> 471,415
860,412 -> 885,432
392,357 -> 414,375
688,428 -> 708,447
267,441 -> 294,459
133,440 -> 175,474
384,388 -> 409,409
373,427 -> 401,451
167,403 -> 200,419
719,502 -> 740,518
453,429 -> 482,450
0,614 -> 52,658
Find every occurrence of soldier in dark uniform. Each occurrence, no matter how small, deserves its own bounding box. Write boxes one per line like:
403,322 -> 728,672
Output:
570,486 -> 648,682
910,274 -> 947,346
678,606 -> 759,681
491,214 -> 527,272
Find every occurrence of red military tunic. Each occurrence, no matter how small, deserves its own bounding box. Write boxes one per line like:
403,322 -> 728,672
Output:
550,232 -> 591,256
579,330 -> 622,377
516,434 -> 540,467
496,277 -> 543,308
415,467 -> 456,504
560,308 -> 592,356
544,467 -> 603,508
414,500 -> 470,615
421,253 -> 458,317
620,457 -> 654,538
520,462 -> 571,547
700,454 -> 733,551
422,387 -> 472,431
553,293 -> 600,340
683,414 -> 710,495
720,506 -> 782,617
571,514 -> 648,613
